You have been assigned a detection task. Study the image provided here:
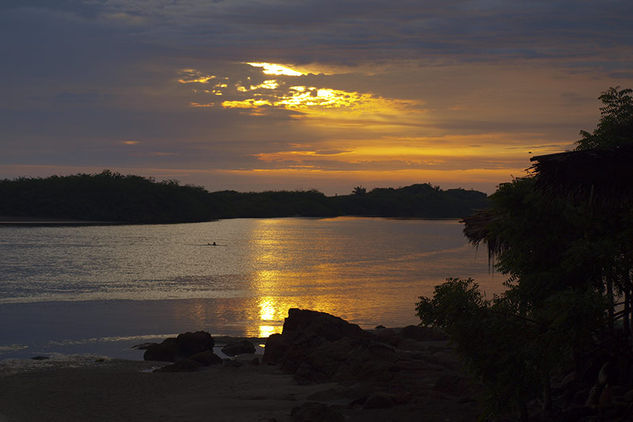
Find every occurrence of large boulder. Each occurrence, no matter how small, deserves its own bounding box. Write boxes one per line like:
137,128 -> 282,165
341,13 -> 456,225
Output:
263,309 -> 400,384
282,308 -> 366,342
190,350 -> 223,366
263,309 -> 368,370
221,340 -> 256,356
143,338 -> 180,362
176,331 -> 214,356
143,331 -> 214,362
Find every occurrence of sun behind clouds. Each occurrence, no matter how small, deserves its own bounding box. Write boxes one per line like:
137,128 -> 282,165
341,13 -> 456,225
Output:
245,62 -> 305,76
178,62 -> 422,120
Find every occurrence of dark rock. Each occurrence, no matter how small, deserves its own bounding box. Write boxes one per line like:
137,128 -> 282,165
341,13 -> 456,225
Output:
368,340 -> 396,358
295,362 -> 329,385
307,387 -> 350,402
262,334 -> 285,364
397,338 -> 430,352
263,308 -> 369,370
221,340 -> 255,356
372,327 -> 400,347
131,342 -> 155,350
433,375 -> 473,397
176,331 -> 214,356
401,325 -> 447,341
155,358 -> 201,373
558,406 -> 596,422
223,359 -> 243,368
263,309 -> 407,385
375,325 -> 386,329
143,331 -> 214,362
363,392 -> 396,409
290,402 -> 344,422
282,308 -> 366,342
144,338 -> 179,362
31,356 -> 49,360
189,350 -> 222,366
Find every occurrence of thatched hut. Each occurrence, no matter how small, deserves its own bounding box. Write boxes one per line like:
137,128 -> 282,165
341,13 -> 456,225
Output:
464,144 -> 633,247
529,143 -> 633,203
463,145 -> 633,338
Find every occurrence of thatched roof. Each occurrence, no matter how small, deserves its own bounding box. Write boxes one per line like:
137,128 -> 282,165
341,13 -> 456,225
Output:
530,143 -> 633,201
463,143 -> 633,259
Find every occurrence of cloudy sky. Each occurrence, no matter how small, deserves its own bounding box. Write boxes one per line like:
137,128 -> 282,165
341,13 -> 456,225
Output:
2,0 -> 632,194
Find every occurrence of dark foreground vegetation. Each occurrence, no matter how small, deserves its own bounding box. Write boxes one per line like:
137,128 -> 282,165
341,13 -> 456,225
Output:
417,87 -> 633,421
0,173 -> 487,223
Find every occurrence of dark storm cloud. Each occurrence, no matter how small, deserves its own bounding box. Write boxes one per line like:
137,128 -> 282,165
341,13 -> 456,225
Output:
2,0 -> 631,103
5,0 -> 629,66
118,0 -> 632,66
0,0 -> 105,17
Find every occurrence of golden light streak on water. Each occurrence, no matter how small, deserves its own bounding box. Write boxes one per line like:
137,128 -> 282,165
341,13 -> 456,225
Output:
245,219 -> 358,337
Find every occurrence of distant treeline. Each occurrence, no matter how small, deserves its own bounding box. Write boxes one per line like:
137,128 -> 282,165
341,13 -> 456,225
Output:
0,171 -> 488,223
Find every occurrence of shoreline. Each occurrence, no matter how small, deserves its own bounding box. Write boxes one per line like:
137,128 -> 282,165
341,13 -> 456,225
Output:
0,216 -> 120,226
0,328 -> 481,422
0,215 -> 463,227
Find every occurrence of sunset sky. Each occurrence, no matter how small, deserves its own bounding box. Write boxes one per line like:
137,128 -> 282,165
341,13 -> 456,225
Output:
2,1 -> 632,194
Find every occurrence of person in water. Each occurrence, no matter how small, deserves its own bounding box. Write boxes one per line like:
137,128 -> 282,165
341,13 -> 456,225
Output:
208,242 -> 216,246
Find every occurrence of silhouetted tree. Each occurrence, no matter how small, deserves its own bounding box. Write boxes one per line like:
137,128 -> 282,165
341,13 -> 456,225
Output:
352,186 -> 366,195
0,174 -> 488,222
577,86 -> 633,150
419,87 -> 633,420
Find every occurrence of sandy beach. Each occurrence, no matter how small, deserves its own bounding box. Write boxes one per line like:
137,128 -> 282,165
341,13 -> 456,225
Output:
0,358 -> 334,422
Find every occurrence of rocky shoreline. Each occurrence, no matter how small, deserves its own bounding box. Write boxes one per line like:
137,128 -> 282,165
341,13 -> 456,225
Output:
4,308 -> 632,421
0,309 -> 481,421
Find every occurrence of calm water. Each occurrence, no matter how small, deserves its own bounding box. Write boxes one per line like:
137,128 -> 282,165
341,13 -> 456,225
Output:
0,217 -> 500,360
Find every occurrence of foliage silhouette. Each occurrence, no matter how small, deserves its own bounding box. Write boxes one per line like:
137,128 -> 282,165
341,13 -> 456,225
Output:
0,173 -> 488,223
420,87 -> 633,420
577,86 -> 633,150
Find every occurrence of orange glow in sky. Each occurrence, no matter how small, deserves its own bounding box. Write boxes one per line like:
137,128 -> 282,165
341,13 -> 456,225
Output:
165,61 -> 587,193
3,2 -> 632,195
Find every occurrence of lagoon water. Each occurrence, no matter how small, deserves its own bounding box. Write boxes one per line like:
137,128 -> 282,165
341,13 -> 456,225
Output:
0,217 -> 501,360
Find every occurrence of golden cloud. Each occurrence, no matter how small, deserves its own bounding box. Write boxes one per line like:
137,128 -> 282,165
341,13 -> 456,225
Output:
180,63 -> 422,122
245,62 -> 304,76
178,69 -> 216,84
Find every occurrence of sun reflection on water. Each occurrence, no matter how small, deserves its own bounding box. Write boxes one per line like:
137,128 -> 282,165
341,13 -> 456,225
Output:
248,219 -> 352,337
258,297 -> 282,337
